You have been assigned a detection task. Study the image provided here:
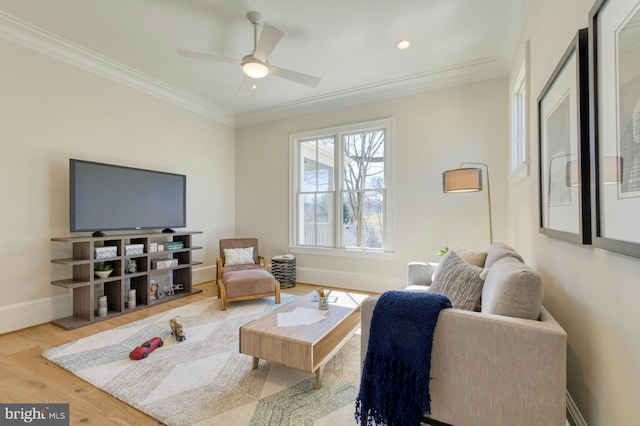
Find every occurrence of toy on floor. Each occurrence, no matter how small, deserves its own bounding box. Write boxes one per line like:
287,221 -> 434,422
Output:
169,318 -> 186,342
129,337 -> 163,360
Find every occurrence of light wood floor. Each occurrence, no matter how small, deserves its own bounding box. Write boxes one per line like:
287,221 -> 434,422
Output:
0,282 -> 343,425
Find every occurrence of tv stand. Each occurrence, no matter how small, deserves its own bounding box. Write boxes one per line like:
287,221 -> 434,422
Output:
92,231 -> 105,237
162,228 -> 176,233
50,231 -> 202,330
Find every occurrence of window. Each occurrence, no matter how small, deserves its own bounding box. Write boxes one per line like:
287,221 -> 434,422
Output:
290,119 -> 393,254
511,41 -> 530,178
511,62 -> 527,171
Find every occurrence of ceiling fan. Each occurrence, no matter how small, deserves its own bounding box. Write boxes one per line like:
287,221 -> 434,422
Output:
179,11 -> 321,97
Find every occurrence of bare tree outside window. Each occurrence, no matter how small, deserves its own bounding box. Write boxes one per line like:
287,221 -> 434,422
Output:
342,130 -> 385,249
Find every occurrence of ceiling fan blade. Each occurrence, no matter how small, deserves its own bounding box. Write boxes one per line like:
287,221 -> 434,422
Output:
238,76 -> 257,97
253,23 -> 284,62
270,65 -> 321,88
178,49 -> 242,65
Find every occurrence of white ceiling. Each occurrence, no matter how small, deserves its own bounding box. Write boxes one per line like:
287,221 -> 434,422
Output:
0,0 -> 529,126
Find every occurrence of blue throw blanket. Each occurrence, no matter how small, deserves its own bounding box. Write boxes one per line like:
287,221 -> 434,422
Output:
355,291 -> 452,426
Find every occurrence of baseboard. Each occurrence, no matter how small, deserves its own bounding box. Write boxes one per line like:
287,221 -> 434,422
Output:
296,266 -> 405,293
566,390 -> 588,426
192,264 -> 216,285
0,265 -> 217,335
0,294 -> 71,335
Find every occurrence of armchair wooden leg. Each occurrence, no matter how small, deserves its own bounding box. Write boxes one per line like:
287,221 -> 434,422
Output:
218,280 -> 227,311
275,281 -> 281,305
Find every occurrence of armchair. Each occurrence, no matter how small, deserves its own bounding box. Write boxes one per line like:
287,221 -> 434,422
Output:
216,238 -> 280,311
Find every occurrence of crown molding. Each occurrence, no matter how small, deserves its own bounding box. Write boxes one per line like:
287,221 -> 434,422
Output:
236,57 -> 506,127
0,11 -> 235,127
0,10 -> 509,129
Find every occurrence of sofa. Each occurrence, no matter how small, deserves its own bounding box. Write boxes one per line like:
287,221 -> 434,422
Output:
360,243 -> 567,426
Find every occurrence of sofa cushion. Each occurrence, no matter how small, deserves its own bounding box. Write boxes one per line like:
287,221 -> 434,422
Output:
484,243 -> 524,268
481,257 -> 543,320
222,268 -> 276,298
431,251 -> 486,311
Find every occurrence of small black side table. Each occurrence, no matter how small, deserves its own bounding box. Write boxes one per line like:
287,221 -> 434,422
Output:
271,255 -> 296,289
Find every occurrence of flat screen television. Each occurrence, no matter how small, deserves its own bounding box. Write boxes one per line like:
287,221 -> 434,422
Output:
70,159 -> 186,234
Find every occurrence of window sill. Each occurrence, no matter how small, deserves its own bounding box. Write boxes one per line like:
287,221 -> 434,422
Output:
289,246 -> 394,260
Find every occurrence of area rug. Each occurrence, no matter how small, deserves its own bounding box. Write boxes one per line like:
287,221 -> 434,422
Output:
42,295 -> 362,425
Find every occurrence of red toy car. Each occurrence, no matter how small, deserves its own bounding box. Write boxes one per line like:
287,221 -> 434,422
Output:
129,337 -> 163,360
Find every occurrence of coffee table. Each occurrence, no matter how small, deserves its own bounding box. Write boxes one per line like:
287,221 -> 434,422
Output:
239,290 -> 368,389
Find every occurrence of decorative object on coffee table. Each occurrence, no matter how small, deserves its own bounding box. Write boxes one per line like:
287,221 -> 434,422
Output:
315,287 -> 331,310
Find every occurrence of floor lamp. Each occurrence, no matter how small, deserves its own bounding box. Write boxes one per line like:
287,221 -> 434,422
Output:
442,162 -> 493,244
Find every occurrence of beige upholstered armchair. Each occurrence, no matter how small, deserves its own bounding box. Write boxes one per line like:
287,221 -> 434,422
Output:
216,238 -> 280,311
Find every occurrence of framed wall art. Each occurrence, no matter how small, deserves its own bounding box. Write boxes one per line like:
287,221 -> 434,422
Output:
590,0 -> 640,258
538,28 -> 591,244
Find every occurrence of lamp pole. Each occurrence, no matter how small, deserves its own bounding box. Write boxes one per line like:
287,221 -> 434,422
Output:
460,162 -> 493,244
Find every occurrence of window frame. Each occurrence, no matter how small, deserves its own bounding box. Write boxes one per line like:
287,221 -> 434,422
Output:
510,41 -> 531,181
289,118 -> 394,258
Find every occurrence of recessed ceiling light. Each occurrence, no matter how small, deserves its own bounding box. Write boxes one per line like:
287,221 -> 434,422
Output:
396,39 -> 411,49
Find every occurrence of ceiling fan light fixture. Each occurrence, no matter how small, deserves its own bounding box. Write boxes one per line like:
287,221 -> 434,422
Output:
396,39 -> 411,49
242,58 -> 269,79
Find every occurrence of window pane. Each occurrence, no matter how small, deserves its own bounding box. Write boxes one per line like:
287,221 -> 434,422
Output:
316,193 -> 334,246
317,138 -> 335,191
511,63 -> 527,171
342,190 -> 383,249
300,139 -> 334,191
298,193 -> 333,247
343,130 -> 385,191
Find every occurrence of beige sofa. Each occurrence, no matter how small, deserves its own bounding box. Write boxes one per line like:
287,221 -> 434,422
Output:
360,243 -> 567,426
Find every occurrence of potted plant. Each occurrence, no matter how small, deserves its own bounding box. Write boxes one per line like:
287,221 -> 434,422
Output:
434,246 -> 449,257
95,262 -> 113,278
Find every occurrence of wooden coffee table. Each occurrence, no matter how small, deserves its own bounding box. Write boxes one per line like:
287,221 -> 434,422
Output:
239,290 -> 368,389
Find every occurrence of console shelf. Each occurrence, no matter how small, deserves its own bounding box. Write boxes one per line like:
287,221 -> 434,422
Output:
50,231 -> 202,330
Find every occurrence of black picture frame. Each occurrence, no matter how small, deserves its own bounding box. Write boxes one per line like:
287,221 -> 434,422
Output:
538,28 -> 591,244
590,0 -> 640,258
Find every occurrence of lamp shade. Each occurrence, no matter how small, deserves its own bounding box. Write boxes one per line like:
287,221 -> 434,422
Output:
442,168 -> 482,193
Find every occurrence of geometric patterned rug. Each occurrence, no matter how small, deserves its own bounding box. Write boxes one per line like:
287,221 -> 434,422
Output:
41,295 -> 362,425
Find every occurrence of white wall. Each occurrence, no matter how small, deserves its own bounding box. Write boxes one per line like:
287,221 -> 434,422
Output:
510,1 -> 640,424
0,39 -> 236,334
236,77 -> 509,294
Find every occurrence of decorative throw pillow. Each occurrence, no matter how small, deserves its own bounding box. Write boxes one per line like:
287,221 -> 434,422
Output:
224,247 -> 255,266
430,251 -> 486,311
433,248 -> 487,281
455,248 -> 487,267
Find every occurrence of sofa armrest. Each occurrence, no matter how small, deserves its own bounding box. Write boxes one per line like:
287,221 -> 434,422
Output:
407,262 -> 437,287
360,298 -> 567,426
